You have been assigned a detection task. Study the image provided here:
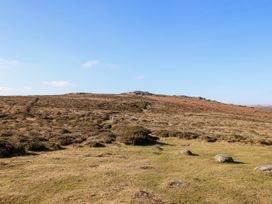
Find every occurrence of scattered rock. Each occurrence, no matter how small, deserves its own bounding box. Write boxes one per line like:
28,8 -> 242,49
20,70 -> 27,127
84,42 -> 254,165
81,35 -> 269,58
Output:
153,144 -> 163,151
140,165 -> 153,170
127,91 -> 155,96
214,154 -> 234,163
168,180 -> 189,188
255,165 -> 272,172
259,139 -> 272,146
181,149 -> 195,156
133,190 -> 164,204
180,143 -> 190,147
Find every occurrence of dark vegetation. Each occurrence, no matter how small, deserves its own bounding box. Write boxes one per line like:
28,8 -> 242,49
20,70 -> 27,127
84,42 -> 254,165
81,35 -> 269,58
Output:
154,130 -> 200,140
0,139 -> 25,157
113,126 -> 158,145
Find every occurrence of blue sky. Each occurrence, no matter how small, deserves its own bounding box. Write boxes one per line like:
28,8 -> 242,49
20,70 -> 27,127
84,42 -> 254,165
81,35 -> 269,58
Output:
0,0 -> 272,104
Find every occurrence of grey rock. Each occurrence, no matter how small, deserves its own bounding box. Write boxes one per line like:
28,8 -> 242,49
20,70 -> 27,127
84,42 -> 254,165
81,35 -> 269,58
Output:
133,190 -> 165,204
255,165 -> 272,171
181,149 -> 194,156
214,154 -> 234,163
168,180 -> 189,188
153,145 -> 163,151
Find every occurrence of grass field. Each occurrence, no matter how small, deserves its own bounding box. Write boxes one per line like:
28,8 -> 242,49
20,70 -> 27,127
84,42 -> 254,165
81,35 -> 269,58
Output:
1,138 -> 271,204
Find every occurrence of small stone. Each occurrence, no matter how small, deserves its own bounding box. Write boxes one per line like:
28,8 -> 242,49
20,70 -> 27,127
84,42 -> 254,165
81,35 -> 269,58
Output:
214,154 -> 234,163
134,190 -> 153,199
153,145 -> 163,151
89,164 -> 99,168
181,149 -> 194,156
168,180 -> 189,188
255,165 -> 272,171
133,190 -> 164,204
180,144 -> 190,147
140,165 -> 153,170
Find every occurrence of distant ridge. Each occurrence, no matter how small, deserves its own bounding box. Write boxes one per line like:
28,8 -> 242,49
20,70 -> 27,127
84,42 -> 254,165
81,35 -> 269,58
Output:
254,105 -> 272,111
124,91 -> 220,104
124,91 -> 155,96
65,91 -> 259,110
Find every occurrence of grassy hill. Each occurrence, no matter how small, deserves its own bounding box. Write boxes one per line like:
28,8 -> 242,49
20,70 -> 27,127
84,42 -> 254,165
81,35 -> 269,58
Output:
0,93 -> 272,203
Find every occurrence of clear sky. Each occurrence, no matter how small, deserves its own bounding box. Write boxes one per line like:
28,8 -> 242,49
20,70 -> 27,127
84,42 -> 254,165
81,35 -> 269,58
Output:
0,0 -> 272,104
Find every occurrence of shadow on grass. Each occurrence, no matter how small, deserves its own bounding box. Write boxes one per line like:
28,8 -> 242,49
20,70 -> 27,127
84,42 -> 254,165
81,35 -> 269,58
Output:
21,152 -> 39,156
156,141 -> 175,146
232,161 -> 245,164
189,153 -> 199,156
218,160 -> 245,164
1,147 -> 67,159
1,152 -> 39,159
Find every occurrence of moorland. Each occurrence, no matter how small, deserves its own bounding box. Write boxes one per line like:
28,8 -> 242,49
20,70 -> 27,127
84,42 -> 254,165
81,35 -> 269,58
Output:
0,92 -> 272,203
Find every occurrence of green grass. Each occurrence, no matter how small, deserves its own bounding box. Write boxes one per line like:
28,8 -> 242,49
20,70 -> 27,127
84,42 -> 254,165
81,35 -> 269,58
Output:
0,138 -> 272,203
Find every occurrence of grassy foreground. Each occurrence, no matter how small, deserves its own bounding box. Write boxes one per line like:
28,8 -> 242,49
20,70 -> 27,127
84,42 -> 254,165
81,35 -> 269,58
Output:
0,138 -> 271,204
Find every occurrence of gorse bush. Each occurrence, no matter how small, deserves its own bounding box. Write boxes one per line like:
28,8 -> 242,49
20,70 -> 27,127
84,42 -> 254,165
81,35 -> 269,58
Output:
0,139 -> 26,158
27,140 -> 49,151
114,126 -> 158,145
154,129 -> 200,140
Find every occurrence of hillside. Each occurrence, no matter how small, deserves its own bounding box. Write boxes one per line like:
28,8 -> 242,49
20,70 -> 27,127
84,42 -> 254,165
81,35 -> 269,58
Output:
1,93 -> 272,203
1,93 -> 272,153
254,105 -> 272,112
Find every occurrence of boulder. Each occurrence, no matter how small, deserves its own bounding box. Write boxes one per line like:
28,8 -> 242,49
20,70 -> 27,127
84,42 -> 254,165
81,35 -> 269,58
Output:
255,165 -> 272,171
214,154 -> 234,163
181,149 -> 194,156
